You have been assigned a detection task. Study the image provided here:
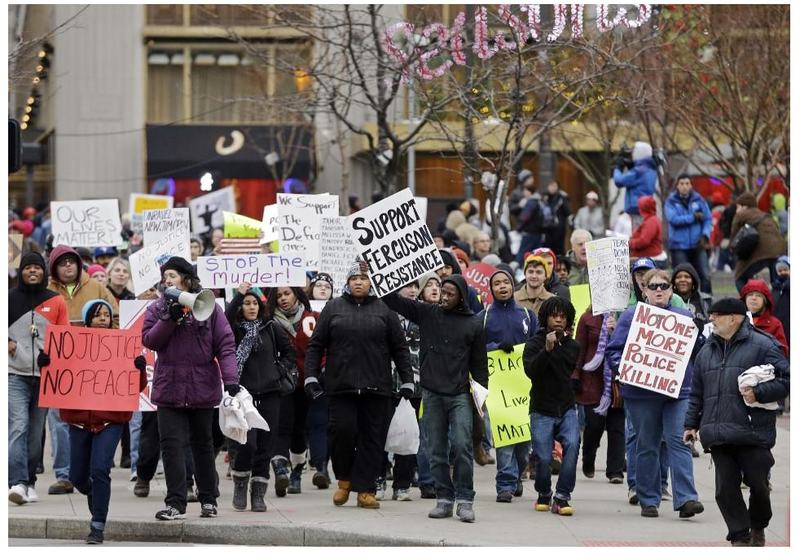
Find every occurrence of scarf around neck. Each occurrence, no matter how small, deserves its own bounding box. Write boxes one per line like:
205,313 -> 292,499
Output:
274,303 -> 304,337
235,319 -> 263,377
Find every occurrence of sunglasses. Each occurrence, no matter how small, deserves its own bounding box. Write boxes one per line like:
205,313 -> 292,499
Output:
647,282 -> 671,291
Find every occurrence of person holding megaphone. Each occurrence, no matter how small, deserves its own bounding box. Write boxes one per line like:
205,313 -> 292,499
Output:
141,256 -> 239,521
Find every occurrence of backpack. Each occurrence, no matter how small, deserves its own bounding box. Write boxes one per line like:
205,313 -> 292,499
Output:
730,215 -> 770,260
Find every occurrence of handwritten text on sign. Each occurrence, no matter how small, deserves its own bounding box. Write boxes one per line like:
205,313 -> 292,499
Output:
586,237 -> 630,315
119,300 -> 157,411
38,325 -> 143,411
51,200 -> 123,248
618,303 -> 698,398
277,193 -> 339,269
320,216 -> 360,297
142,208 -> 190,247
197,254 -> 306,289
485,344 -> 531,447
129,228 -> 191,295
348,188 -> 443,297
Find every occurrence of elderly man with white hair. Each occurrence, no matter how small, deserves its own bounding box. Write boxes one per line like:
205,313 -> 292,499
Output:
572,192 -> 605,240
566,229 -> 592,286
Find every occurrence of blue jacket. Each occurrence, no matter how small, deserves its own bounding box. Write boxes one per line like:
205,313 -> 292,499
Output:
613,158 -> 658,215
664,190 -> 712,250
605,303 -> 704,401
477,298 -> 538,351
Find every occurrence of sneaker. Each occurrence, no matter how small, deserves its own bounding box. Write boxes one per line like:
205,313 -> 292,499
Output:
25,485 -> 39,503
661,487 -> 671,500
85,527 -> 104,545
48,479 -> 74,495
392,488 -> 412,501
678,500 -> 704,519
551,497 -> 573,516
496,491 -> 513,503
428,500 -> 454,519
513,480 -> 524,497
129,471 -> 138,482
628,488 -> 639,505
134,478 -> 150,498
641,505 -> 659,518
8,484 -> 28,505
456,502 -> 475,523
608,476 -> 624,485
200,503 -> 218,518
535,494 -> 552,512
375,478 -> 387,501
419,485 -> 436,499
155,506 -> 186,521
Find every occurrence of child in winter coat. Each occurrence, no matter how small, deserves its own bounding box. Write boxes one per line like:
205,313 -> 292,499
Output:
740,279 -> 789,356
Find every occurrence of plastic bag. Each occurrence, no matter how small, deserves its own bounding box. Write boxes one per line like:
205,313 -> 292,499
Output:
384,398 -> 419,455
219,393 -> 248,444
235,387 -> 270,432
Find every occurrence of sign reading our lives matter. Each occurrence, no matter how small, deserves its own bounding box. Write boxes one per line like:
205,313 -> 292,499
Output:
348,188 -> 443,297
277,193 -> 339,269
618,303 -> 699,398
485,344 -> 531,447
51,200 -> 124,248
586,237 -> 630,315
38,324 -> 144,411
197,254 -> 306,289
320,216 -> 360,297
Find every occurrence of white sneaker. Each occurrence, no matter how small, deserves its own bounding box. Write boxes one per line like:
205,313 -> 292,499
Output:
25,485 -> 39,502
9,484 -> 28,505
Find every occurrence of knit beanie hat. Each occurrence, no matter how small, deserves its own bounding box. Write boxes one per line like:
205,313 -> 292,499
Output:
87,264 -> 107,278
452,247 -> 470,269
81,299 -> 114,326
159,256 -> 196,279
523,254 -> 552,277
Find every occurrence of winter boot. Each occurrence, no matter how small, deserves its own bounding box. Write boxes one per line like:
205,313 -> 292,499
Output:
357,492 -> 380,509
288,463 -> 303,494
333,480 -> 351,506
271,456 -> 290,497
232,471 -> 250,511
250,477 -> 268,512
312,466 -> 331,489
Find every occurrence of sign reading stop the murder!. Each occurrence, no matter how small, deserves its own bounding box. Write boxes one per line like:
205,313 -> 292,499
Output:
618,303 -> 699,398
38,324 -> 144,411
348,188 -> 443,297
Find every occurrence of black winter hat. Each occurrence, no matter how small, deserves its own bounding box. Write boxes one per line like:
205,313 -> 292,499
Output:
159,256 -> 196,279
709,297 -> 747,316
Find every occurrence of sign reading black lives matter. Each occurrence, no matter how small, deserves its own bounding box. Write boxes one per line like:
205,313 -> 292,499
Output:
347,188 -> 443,297
51,200 -> 124,248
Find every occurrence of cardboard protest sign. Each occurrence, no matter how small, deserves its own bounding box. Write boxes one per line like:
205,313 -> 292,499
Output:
586,237 -> 630,315
197,254 -> 306,289
129,228 -> 191,295
485,344 -> 531,447
129,193 -> 173,233
277,193 -> 339,269
51,199 -> 123,248
261,204 -> 279,244
570,284 -> 591,320
119,300 -> 157,411
38,324 -> 144,411
9,233 -> 23,268
223,211 -> 263,239
464,262 -> 498,305
347,188 -> 443,297
618,303 -> 698,398
189,186 -> 236,235
320,216 -> 360,297
142,208 -> 190,247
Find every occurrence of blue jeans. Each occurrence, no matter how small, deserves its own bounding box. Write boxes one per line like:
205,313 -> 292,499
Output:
8,374 -> 48,487
670,248 -> 712,294
416,415 -> 434,487
69,424 -> 124,529
531,407 -> 580,501
129,411 -> 142,475
495,441 -> 531,494
48,407 -> 70,480
625,398 -> 698,509
625,412 -> 669,491
421,389 -> 474,502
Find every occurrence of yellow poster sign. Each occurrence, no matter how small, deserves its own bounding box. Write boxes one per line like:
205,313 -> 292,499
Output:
569,284 -> 591,322
485,344 -> 532,448
130,194 -> 172,215
223,211 -> 263,239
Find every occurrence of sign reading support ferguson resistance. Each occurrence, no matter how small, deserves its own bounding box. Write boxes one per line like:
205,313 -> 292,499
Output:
197,254 -> 306,289
586,237 -> 630,315
51,199 -> 124,248
618,303 -> 698,398
348,188 -> 443,297
485,344 -> 531,447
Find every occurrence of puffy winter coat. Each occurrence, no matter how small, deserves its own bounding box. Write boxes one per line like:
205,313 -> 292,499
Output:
740,279 -> 788,356
477,270 -> 538,350
613,158 -> 658,215
664,190 -> 712,250
731,207 -> 786,279
142,297 -> 238,408
685,321 -> 789,450
629,196 -> 663,258
305,292 -> 412,397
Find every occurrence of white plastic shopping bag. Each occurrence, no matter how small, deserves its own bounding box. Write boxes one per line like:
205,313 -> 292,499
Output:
384,398 -> 420,455
219,393 -> 248,444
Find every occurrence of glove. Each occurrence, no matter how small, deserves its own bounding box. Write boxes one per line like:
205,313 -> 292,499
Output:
133,355 -> 147,373
570,378 -> 583,395
593,394 -> 612,416
694,211 -> 705,223
399,383 -> 414,400
499,343 -> 514,353
224,383 -> 240,396
168,301 -> 185,322
37,351 -> 50,369
305,380 -> 324,400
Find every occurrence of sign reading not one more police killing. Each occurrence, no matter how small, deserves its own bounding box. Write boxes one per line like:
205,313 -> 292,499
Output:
51,199 -> 124,247
348,189 -> 443,297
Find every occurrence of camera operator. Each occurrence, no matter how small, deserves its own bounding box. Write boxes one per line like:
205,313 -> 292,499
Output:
613,142 -> 659,229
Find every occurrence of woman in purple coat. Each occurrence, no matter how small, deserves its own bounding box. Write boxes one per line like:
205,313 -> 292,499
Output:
142,257 -> 239,521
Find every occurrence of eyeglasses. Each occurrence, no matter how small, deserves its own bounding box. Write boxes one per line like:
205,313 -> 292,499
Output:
647,283 -> 671,291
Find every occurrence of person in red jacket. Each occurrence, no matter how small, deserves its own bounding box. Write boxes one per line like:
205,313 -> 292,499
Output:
740,279 -> 789,356
629,196 -> 665,266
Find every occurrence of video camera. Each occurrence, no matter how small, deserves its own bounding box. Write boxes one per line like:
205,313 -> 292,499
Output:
613,144 -> 668,177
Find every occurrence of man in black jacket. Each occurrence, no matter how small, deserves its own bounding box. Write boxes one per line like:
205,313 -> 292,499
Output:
684,298 -> 789,547
383,274 -> 489,523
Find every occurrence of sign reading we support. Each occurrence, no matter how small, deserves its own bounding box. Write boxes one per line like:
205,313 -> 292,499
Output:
320,216 -> 360,297
189,186 -> 236,235
129,225 -> 191,295
464,262 -> 498,305
586,237 -> 630,315
38,324 -> 144,411
485,344 -> 531,447
618,303 -> 698,398
51,200 -> 123,248
277,193 -> 339,269
142,208 -> 190,246
197,254 -> 306,289
348,189 -> 443,297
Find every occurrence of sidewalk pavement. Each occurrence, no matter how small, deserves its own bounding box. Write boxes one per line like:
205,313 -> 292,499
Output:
8,416 -> 790,546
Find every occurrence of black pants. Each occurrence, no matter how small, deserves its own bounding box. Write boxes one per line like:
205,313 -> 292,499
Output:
710,444 -> 775,543
328,393 -> 392,493
229,392 -> 280,479
581,404 -> 626,479
273,388 -> 307,461
157,407 -> 218,513
136,411 -> 195,484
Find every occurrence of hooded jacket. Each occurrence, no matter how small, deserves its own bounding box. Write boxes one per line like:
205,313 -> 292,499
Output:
685,321 -> 789,450
664,189 -> 713,250
439,249 -> 484,313
671,263 -> 710,330
629,196 -> 663,258
47,245 -> 119,327
305,292 -> 412,397
8,252 -> 70,376
523,325 -> 581,417
613,157 -> 658,215
731,207 -> 786,279
477,270 -> 538,350
740,279 -> 788,356
383,274 -> 489,395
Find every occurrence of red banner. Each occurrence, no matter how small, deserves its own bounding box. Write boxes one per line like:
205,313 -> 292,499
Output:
464,262 -> 498,305
38,325 -> 144,411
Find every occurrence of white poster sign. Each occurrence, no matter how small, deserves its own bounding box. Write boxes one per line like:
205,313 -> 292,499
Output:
347,188 -> 443,297
51,199 -> 123,248
319,216 -> 360,297
586,237 -> 630,315
277,193 -> 339,268
618,303 -> 698,398
129,194 -> 173,234
261,204 -> 280,244
189,186 -> 236,235
414,196 -> 428,224
129,231 -> 191,295
196,254 -> 306,289
142,208 -> 190,247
